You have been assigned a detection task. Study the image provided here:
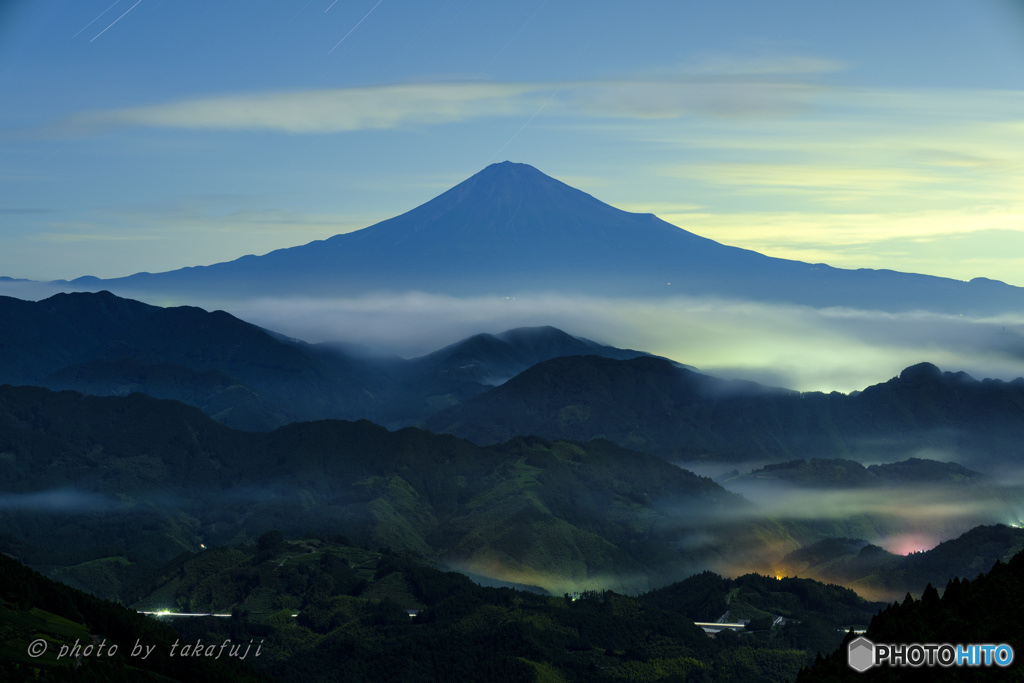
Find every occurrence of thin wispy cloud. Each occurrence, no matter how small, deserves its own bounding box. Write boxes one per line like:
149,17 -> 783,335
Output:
674,55 -> 844,77
565,80 -> 821,119
34,232 -> 160,243
653,208 -> 1024,246
665,163 -> 946,198
659,212 -> 1024,287
721,485 -> 1006,523
40,56 -> 845,137
74,78 -> 820,132
0,489 -> 123,513
64,83 -> 542,134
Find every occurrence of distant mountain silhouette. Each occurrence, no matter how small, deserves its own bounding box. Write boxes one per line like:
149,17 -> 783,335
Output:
778,524 -> 1024,606
373,325 -> 657,426
0,290 -> 157,384
63,162 -> 1024,314
408,325 -> 650,385
0,291 -> 659,430
6,291 -> 1024,468
424,356 -> 1024,466
0,290 -> 387,430
727,457 -> 985,489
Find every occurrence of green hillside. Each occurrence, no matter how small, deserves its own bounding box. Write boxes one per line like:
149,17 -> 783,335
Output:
0,385 -> 768,600
114,538 -> 898,683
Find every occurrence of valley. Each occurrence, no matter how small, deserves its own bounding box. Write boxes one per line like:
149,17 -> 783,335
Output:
2,166 -> 1023,681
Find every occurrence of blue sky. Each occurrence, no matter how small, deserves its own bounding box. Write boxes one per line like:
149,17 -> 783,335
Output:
7,4 -> 1024,559
2,0 -> 1023,285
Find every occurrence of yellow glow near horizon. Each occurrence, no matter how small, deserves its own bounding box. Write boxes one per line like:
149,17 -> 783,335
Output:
643,209 -> 1024,287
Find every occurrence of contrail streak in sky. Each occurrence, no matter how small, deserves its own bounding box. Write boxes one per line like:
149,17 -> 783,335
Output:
484,28 -> 599,165
329,0 -> 384,54
91,0 -> 143,43
73,0 -> 120,38
486,88 -> 560,165
477,0 -> 548,78
325,0 -> 340,12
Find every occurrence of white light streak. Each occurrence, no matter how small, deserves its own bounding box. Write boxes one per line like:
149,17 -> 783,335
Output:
91,0 -> 143,43
73,0 -> 120,38
328,0 -> 384,54
486,88 -> 560,164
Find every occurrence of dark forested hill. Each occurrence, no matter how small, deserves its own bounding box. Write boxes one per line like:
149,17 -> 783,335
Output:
0,384 -> 757,601
5,541 -> 868,683
0,290 -> 158,385
0,290 -> 387,430
121,537 -> 894,683
370,325 -> 657,427
424,356 -> 1024,466
0,291 -> 661,431
795,546 -> 1024,681
0,552 -> 274,682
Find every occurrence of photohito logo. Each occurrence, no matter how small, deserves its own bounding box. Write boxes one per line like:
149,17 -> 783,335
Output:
848,636 -> 1014,671
848,637 -> 874,672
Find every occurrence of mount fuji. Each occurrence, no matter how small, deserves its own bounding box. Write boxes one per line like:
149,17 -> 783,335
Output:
65,161 -> 1024,314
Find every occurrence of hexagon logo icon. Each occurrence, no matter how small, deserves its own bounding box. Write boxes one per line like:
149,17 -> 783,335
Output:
848,636 -> 875,672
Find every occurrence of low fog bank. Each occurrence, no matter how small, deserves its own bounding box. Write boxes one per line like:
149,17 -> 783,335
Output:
0,488 -> 123,513
225,292 -> 1024,393
0,279 -> 73,302
647,458 -> 1024,602
695,457 -> 1024,557
441,558 -> 652,597
7,281 -> 1023,393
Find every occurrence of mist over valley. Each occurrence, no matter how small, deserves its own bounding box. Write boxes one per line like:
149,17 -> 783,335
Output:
6,2 -> 1024,678
3,160 -> 1024,682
